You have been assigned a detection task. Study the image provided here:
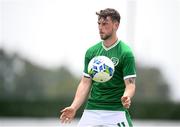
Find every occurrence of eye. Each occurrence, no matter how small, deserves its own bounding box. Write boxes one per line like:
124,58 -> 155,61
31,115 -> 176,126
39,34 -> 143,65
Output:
102,22 -> 107,26
97,21 -> 108,26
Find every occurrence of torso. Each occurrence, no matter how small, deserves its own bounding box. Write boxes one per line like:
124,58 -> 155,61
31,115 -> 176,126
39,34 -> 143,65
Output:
83,40 -> 136,111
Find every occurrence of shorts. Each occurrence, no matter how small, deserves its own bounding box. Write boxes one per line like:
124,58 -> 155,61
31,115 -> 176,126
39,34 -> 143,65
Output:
77,109 -> 133,127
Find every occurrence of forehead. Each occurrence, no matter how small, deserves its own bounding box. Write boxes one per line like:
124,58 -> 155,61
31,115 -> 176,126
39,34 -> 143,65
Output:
98,16 -> 112,23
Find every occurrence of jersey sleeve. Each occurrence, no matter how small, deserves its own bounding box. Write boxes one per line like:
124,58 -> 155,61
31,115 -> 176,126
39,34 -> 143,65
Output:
122,51 -> 136,80
83,49 -> 91,78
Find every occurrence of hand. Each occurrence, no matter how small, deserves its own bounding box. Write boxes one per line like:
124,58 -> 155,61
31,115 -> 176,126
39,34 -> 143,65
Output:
60,106 -> 76,123
121,96 -> 131,109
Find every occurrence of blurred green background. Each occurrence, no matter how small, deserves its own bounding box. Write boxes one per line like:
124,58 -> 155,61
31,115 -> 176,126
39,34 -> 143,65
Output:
1,0 -> 180,124
0,48 -> 180,120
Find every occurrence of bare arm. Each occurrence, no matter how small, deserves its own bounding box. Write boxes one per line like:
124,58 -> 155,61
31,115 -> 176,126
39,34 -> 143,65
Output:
121,77 -> 136,109
60,76 -> 92,123
71,76 -> 92,111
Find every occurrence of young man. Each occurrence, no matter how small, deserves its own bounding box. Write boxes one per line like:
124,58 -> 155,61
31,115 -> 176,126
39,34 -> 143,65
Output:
60,8 -> 136,127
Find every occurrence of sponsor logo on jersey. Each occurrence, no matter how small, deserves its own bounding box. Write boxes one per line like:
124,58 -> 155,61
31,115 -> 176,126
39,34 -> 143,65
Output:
111,57 -> 119,66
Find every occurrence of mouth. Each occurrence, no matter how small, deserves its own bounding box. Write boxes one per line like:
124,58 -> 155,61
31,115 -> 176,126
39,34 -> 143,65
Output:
99,32 -> 104,35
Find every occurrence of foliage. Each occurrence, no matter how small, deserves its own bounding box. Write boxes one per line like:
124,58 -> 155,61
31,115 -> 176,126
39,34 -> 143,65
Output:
0,48 -> 79,101
134,65 -> 170,102
0,48 -> 178,119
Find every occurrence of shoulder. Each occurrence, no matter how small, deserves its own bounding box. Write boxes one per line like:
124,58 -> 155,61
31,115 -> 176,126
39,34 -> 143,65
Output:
119,40 -> 134,58
119,40 -> 132,52
87,41 -> 102,51
85,41 -> 102,55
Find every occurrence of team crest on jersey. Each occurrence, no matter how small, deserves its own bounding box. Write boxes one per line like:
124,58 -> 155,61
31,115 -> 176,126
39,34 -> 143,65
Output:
111,57 -> 119,66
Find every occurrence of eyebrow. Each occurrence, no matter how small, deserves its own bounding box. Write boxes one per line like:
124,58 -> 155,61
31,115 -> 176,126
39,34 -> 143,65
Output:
98,18 -> 109,23
97,21 -> 108,25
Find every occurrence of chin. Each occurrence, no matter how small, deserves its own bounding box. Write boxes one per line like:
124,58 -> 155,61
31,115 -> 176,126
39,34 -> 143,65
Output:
101,37 -> 109,40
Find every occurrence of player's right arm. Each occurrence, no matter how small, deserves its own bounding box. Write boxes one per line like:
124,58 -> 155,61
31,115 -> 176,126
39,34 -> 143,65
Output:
70,76 -> 92,111
60,76 -> 92,123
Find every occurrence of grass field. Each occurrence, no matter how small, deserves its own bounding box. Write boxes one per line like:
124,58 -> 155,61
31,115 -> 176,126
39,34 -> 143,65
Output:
0,118 -> 180,127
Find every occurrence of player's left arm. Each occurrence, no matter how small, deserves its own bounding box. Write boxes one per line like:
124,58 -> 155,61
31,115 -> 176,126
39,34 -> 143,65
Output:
121,77 -> 136,109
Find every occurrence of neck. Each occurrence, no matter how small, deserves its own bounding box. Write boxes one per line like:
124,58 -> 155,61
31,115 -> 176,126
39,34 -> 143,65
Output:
103,35 -> 118,48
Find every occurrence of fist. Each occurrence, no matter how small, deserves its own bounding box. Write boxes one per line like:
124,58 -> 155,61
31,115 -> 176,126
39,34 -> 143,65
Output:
121,96 -> 131,109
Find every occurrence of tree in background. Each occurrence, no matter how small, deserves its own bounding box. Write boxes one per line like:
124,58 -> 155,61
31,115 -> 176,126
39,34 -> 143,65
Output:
1,48 -> 177,119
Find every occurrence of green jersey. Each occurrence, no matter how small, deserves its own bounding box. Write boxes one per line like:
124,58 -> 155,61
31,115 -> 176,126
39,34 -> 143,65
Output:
83,40 -> 136,111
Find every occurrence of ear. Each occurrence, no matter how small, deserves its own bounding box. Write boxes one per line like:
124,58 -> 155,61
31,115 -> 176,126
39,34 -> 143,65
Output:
114,22 -> 119,31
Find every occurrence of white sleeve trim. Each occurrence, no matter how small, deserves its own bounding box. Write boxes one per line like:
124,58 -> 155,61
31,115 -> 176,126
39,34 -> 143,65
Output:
123,74 -> 136,80
83,72 -> 91,78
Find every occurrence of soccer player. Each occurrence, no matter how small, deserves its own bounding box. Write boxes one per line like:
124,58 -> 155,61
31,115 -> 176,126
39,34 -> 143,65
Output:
60,8 -> 136,127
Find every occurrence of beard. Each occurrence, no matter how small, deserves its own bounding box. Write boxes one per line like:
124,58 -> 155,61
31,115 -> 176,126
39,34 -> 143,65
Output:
100,33 -> 112,40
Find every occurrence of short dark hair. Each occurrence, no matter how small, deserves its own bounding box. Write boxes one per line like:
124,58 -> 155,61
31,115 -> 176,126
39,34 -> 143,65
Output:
96,8 -> 121,23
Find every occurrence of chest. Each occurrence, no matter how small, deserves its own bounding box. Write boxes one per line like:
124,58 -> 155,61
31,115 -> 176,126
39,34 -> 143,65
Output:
92,47 -> 123,69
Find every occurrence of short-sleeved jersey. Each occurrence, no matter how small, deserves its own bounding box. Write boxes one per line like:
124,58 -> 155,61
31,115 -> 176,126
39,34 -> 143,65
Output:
83,40 -> 136,111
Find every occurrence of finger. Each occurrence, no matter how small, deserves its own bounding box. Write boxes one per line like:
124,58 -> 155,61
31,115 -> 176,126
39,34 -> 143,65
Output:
60,113 -> 68,123
121,96 -> 128,102
60,112 -> 73,123
61,116 -> 70,123
125,98 -> 131,103
122,96 -> 130,103
60,116 -> 65,123
60,114 -> 65,123
124,101 -> 131,108
122,100 -> 131,108
123,103 -> 129,108
125,105 -> 130,109
64,117 -> 71,124
60,113 -> 64,120
61,108 -> 68,113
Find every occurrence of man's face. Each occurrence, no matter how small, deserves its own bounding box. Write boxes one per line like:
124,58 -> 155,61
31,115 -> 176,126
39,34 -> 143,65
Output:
98,16 -> 118,40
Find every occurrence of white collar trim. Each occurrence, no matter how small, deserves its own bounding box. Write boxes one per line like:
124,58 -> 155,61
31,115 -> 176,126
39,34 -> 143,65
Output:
102,40 -> 120,51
